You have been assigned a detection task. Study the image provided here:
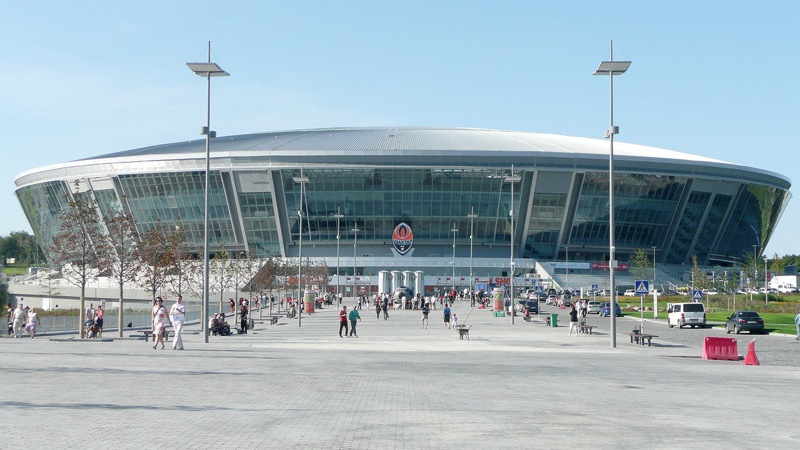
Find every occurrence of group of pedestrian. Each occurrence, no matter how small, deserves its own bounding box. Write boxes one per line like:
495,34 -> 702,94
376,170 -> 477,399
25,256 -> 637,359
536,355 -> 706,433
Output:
83,303 -> 105,338
151,295 -> 185,350
7,302 -> 40,338
339,305 -> 362,337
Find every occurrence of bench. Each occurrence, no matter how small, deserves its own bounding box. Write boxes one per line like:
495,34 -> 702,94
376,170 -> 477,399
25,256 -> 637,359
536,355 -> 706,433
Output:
456,325 -> 471,340
624,331 -> 658,347
268,315 -> 279,325
138,330 -> 170,342
579,323 -> 595,335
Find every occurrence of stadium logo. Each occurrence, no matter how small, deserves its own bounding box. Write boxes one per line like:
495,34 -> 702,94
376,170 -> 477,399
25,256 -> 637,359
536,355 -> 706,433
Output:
392,223 -> 414,255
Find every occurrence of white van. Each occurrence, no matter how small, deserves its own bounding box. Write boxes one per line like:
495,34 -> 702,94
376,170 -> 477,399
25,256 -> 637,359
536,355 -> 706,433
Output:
667,302 -> 706,328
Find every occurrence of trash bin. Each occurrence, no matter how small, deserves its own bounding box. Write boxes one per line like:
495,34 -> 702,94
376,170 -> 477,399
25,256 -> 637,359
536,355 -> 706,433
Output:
549,313 -> 558,327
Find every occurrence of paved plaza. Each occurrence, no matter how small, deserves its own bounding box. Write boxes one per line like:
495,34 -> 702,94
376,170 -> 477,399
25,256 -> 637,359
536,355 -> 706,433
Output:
2,301 -> 799,449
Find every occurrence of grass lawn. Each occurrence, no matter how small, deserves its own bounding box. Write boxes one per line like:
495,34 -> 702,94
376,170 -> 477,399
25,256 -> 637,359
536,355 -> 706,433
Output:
2,265 -> 28,276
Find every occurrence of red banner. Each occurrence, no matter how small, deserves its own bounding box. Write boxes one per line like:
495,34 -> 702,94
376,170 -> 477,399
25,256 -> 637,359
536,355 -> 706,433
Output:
591,262 -> 629,271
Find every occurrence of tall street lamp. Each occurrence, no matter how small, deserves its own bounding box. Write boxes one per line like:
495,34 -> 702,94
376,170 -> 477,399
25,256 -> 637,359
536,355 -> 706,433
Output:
594,41 -> 631,348
352,226 -> 360,301
505,166 -> 521,325
652,246 -> 658,318
451,223 -> 459,294
187,42 -> 229,344
468,207 -> 478,298
293,170 -> 309,327
764,257 -> 769,305
334,207 -> 344,306
564,245 -> 569,291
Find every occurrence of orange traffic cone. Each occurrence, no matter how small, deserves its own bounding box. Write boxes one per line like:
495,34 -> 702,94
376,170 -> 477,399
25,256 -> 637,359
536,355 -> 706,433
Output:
743,339 -> 760,366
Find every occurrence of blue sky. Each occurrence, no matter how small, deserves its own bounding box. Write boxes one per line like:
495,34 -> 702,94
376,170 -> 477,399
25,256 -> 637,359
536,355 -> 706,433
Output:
2,1 -> 798,256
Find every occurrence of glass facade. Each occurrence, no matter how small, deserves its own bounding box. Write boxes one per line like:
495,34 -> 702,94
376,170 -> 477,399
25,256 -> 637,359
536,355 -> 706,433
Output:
279,168 -> 516,246
16,168 -> 790,268
118,172 -> 235,247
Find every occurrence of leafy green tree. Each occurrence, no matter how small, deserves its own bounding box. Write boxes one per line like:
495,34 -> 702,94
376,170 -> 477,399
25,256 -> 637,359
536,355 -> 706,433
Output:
630,248 -> 652,281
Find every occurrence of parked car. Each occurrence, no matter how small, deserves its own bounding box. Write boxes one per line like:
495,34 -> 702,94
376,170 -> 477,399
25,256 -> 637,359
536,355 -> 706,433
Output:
667,302 -> 706,328
623,289 -> 636,297
600,302 -> 622,317
546,295 -> 557,305
725,311 -> 765,334
586,301 -> 602,314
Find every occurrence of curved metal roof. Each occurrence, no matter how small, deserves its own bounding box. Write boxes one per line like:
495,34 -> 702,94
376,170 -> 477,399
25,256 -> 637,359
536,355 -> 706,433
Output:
15,127 -> 791,190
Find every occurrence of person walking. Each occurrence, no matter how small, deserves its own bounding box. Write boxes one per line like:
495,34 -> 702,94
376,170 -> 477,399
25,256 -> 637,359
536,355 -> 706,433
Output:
421,304 -> 430,329
568,305 -> 579,337
169,295 -> 186,350
25,307 -> 40,338
795,309 -> 800,341
339,305 -> 349,337
151,297 -> 170,350
240,303 -> 249,334
348,306 -> 361,338
382,299 -> 389,320
443,303 -> 452,329
94,305 -> 104,338
451,312 -> 458,329
12,304 -> 25,338
6,305 -> 13,335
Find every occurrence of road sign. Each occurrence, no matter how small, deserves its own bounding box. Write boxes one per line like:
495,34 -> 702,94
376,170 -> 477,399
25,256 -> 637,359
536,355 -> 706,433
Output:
535,286 -> 543,293
591,284 -> 599,291
692,290 -> 703,301
635,280 -> 650,295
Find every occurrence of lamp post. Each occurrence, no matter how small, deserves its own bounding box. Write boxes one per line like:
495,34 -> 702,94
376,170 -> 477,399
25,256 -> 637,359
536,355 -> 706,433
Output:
652,246 -> 658,318
468,207 -> 478,298
451,223 -> 459,294
293,170 -> 309,327
764,257 -> 769,305
565,245 -> 569,292
187,42 -> 229,344
505,166 -> 521,325
594,41 -> 631,348
352,226 -> 360,301
334,207 -> 344,306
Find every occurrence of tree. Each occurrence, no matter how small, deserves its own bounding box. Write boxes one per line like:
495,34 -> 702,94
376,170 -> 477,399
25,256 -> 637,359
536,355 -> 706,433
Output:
208,249 -> 233,314
98,210 -> 139,338
690,255 -> 709,291
630,248 -> 652,282
135,225 -> 171,303
165,225 -> 195,297
48,185 -> 104,338
251,255 -> 281,314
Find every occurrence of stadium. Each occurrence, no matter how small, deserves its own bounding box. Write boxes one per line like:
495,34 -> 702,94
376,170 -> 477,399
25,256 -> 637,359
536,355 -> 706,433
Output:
14,127 -> 791,294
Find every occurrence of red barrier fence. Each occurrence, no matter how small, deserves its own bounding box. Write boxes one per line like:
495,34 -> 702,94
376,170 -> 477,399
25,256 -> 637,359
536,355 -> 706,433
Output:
702,337 -> 739,361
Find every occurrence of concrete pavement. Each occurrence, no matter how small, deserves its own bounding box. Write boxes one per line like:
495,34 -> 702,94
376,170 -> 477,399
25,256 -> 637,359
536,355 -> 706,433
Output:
2,301 -> 799,449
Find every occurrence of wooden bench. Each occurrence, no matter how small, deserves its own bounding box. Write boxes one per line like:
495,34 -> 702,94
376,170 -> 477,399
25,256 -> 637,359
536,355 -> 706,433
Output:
579,323 -> 595,334
138,330 -> 170,342
624,331 -> 658,347
456,325 -> 471,340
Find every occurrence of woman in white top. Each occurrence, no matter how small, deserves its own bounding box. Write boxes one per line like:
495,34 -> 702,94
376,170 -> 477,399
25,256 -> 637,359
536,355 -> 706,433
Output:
169,295 -> 186,350
25,307 -> 40,338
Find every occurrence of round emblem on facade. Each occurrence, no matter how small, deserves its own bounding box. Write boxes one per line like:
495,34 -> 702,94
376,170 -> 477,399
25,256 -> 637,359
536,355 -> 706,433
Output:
392,222 -> 414,255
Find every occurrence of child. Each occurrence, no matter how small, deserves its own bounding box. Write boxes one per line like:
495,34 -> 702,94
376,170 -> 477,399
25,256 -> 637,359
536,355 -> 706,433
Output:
451,313 -> 458,329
